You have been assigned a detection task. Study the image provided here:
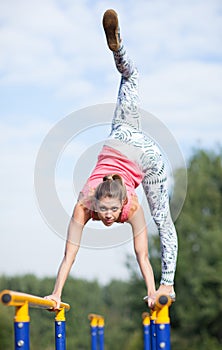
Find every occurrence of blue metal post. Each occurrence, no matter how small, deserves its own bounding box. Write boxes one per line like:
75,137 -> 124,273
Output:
97,318 -> 104,350
150,311 -> 157,350
155,296 -> 171,350
55,321 -> 66,350
142,312 -> 151,350
14,321 -> 30,350
55,309 -> 66,350
14,303 -> 30,350
156,323 -> 171,350
90,324 -> 97,350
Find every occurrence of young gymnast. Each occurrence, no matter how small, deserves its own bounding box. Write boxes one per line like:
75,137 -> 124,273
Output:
45,9 -> 177,309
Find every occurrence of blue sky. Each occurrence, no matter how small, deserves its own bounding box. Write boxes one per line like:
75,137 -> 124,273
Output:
0,0 -> 222,286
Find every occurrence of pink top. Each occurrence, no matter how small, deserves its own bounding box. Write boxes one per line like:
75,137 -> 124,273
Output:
79,146 -> 144,222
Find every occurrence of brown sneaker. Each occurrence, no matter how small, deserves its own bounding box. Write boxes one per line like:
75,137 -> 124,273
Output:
102,9 -> 121,51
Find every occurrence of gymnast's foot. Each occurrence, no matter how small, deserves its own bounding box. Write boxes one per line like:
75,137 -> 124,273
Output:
102,9 -> 121,52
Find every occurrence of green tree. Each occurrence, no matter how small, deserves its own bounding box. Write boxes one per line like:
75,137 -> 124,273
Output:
173,147 -> 222,349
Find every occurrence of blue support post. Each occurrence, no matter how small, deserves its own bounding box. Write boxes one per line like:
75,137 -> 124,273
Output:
14,321 -> 30,350
97,318 -> 105,350
155,296 -> 171,350
88,314 -> 105,350
156,323 -> 171,350
142,312 -> 151,350
55,309 -> 66,350
55,321 -> 66,350
14,303 -> 30,350
150,310 -> 157,350
90,324 -> 97,350
88,315 -> 98,350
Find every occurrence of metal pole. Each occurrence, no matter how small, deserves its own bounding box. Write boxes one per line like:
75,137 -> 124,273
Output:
89,315 -> 98,350
55,308 -> 66,350
97,317 -> 105,350
14,302 -> 30,350
155,296 -> 171,350
142,312 -> 151,350
150,310 -> 157,350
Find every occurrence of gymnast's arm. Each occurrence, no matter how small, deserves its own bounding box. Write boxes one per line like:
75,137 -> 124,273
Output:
128,205 -> 156,308
45,202 -> 91,308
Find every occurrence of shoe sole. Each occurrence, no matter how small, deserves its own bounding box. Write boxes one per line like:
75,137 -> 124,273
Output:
103,9 -> 119,51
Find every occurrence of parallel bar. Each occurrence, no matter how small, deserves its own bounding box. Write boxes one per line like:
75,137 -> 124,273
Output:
88,314 -> 105,350
0,290 -> 70,350
143,295 -> 172,350
155,295 -> 171,350
0,289 -> 70,310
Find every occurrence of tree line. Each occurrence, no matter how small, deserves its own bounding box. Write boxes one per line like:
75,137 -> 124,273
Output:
0,147 -> 222,350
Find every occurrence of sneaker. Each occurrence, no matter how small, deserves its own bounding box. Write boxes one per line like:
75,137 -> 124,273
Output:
102,9 -> 121,51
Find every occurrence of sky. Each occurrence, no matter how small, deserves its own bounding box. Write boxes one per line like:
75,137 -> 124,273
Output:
0,0 -> 222,288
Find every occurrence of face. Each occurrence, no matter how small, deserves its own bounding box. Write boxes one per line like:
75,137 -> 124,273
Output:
95,196 -> 123,226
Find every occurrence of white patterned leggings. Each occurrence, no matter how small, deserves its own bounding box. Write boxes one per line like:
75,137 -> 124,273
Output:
109,44 -> 178,285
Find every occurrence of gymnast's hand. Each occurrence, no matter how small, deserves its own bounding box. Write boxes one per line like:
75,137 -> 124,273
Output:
143,292 -> 157,309
44,294 -> 61,310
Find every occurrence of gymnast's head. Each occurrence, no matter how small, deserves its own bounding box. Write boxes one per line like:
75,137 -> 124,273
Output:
94,174 -> 127,226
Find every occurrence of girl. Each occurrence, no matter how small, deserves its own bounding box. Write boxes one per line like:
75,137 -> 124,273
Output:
45,9 -> 177,309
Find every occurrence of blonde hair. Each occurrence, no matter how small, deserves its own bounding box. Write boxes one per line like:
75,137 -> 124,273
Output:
94,174 -> 127,203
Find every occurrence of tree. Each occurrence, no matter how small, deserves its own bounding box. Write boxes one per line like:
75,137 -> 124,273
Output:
173,147 -> 222,348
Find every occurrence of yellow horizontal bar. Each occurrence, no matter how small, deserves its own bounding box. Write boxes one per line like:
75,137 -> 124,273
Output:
153,294 -> 172,311
0,290 -> 70,311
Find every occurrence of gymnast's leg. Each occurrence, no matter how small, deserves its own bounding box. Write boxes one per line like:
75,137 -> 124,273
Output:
103,9 -> 141,132
142,152 -> 178,293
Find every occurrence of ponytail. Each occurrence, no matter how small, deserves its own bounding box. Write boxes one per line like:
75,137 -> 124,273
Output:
94,174 -> 127,203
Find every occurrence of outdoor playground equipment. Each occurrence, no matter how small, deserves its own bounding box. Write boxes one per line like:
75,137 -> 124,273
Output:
0,289 -> 172,349
0,289 -> 70,350
88,313 -> 105,350
142,295 -> 172,350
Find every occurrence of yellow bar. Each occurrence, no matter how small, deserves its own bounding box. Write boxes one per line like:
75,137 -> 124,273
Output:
154,295 -> 171,324
155,295 -> 172,310
98,317 -> 105,327
142,312 -> 150,326
88,313 -> 105,327
0,290 -> 70,311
